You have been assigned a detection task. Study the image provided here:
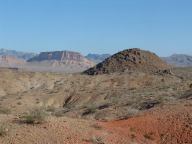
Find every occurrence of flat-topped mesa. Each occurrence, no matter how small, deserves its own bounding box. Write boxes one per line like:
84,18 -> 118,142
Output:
28,51 -> 84,62
84,48 -> 171,75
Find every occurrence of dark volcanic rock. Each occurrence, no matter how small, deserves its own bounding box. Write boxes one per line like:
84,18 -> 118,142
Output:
84,48 -> 170,75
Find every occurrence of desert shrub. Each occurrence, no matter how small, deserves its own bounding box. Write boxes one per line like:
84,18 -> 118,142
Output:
17,102 -> 22,105
0,124 -> 8,137
46,107 -> 68,117
143,133 -> 154,140
82,106 -> 97,116
46,106 -> 56,113
91,123 -> 103,130
0,107 -> 11,115
90,136 -> 104,144
21,108 -> 48,124
189,83 -> 192,89
53,109 -> 69,117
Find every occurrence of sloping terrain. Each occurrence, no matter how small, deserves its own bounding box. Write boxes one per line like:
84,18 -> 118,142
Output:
0,50 -> 191,144
162,54 -> 192,67
0,67 -> 191,120
0,98 -> 191,144
84,48 -> 170,75
86,54 -> 111,64
0,55 -> 26,68
0,48 -> 36,60
101,100 -> 192,144
0,67 -> 191,143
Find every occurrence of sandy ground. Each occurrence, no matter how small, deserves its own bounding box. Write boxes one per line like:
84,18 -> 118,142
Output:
0,100 -> 191,144
0,68 -> 191,144
101,100 -> 192,144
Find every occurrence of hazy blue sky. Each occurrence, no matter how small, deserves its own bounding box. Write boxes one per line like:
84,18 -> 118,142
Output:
0,0 -> 192,56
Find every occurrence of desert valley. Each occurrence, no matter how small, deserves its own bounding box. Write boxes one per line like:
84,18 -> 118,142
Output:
0,48 -> 191,144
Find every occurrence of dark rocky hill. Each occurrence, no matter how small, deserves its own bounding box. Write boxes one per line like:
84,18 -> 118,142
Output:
84,48 -> 170,75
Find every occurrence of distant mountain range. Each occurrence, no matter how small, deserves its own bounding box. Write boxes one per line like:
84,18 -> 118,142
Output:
0,49 -> 94,73
85,53 -> 111,63
27,50 -> 94,69
0,48 -> 192,68
0,48 -> 37,60
162,54 -> 192,67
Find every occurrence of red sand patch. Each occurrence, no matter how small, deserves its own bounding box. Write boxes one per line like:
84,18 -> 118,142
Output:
0,101 -> 191,144
101,101 -> 192,144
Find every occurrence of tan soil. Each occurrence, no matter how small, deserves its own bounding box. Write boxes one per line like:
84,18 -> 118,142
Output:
0,100 -> 191,144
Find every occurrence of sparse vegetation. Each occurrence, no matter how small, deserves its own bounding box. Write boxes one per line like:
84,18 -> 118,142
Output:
0,107 -> 11,115
0,124 -> 8,137
21,108 -> 48,124
131,133 -> 136,140
82,105 -> 98,116
17,101 -> 22,105
143,133 -> 154,140
90,136 -> 105,144
91,123 -> 103,130
189,83 -> 192,89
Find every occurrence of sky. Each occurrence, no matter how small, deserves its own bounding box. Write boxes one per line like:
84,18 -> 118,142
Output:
0,0 -> 192,56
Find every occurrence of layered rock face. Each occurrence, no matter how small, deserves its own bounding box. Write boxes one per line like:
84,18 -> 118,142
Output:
28,51 -> 84,62
26,51 -> 94,72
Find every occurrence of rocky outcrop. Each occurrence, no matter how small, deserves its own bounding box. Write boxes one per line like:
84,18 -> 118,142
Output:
84,48 -> 170,75
28,51 -> 85,62
27,51 -> 95,72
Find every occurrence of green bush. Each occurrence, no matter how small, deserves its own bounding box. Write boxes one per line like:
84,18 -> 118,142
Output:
21,108 -> 48,124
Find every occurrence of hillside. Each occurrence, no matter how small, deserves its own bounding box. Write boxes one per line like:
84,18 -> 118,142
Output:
85,53 -> 111,64
0,48 -> 36,60
84,48 -> 170,75
0,55 -> 25,67
25,51 -> 94,73
162,54 -> 192,67
0,66 -> 191,144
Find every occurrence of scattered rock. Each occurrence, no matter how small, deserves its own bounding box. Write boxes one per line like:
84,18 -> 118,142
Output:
138,100 -> 160,110
84,48 -> 170,75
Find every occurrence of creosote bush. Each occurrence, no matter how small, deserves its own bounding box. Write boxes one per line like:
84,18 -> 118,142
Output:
21,108 -> 48,124
0,124 -> 8,137
0,107 -> 11,115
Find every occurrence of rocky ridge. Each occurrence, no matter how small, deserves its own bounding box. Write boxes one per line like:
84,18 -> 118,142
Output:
84,48 -> 170,75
